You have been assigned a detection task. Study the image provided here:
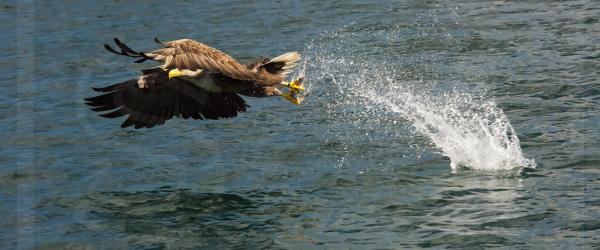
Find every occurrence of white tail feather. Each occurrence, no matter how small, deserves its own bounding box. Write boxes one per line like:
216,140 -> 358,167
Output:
269,52 -> 300,77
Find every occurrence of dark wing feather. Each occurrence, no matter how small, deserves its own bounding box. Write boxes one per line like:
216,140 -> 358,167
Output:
84,74 -> 248,129
104,38 -> 151,63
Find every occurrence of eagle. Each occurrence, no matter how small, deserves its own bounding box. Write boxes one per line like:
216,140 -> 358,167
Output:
85,38 -> 305,129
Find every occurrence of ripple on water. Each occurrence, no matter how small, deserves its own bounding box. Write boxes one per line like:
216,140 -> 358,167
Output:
82,189 -> 273,249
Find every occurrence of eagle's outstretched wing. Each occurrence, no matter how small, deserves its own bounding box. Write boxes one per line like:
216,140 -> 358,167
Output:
105,38 -> 263,81
84,69 -> 248,129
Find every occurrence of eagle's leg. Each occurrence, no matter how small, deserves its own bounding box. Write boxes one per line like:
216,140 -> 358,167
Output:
279,76 -> 305,105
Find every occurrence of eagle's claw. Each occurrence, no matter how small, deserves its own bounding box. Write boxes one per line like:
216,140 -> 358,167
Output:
280,92 -> 303,105
280,76 -> 305,105
283,77 -> 305,92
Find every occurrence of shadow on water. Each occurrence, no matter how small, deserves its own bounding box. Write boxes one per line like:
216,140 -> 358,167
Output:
72,189 -> 277,249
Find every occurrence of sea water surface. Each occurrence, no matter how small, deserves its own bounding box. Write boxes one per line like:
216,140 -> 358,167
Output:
2,0 -> 599,249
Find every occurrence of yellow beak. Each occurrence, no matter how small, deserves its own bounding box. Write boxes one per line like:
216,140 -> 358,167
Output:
168,68 -> 183,79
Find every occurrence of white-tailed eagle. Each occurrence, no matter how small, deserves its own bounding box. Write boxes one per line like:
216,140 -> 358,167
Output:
85,38 -> 304,129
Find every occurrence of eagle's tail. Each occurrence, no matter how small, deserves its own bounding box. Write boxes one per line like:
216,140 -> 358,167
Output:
260,52 -> 300,78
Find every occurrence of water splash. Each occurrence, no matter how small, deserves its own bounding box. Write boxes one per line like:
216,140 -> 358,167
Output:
297,25 -> 536,171
362,87 -> 536,171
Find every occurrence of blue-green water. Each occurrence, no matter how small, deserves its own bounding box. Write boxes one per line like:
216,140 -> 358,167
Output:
3,0 -> 600,249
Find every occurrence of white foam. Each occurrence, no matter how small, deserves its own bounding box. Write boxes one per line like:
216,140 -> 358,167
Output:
361,87 -> 536,171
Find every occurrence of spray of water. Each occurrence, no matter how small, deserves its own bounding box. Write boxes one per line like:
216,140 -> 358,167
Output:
294,25 -> 536,171
362,87 -> 536,171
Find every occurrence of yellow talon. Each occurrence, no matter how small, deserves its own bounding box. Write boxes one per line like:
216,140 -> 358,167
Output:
280,76 -> 306,105
168,68 -> 183,79
283,77 -> 305,92
293,95 -> 304,105
280,92 -> 302,105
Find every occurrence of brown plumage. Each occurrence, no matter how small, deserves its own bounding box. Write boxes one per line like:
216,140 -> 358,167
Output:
149,39 -> 268,82
87,38 -> 300,129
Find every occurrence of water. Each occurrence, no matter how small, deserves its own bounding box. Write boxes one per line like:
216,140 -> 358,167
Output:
3,0 -> 599,248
